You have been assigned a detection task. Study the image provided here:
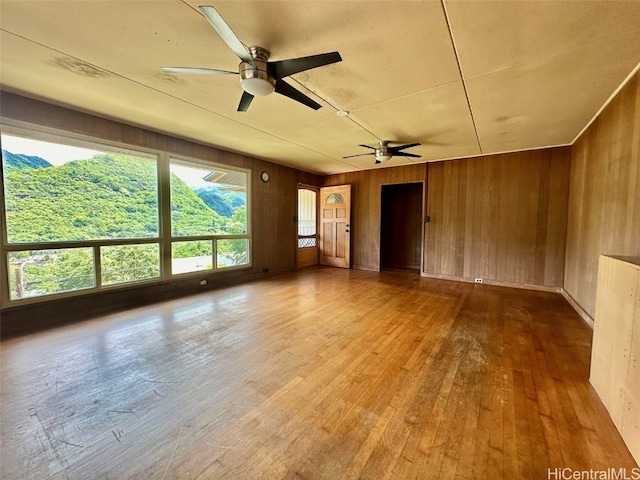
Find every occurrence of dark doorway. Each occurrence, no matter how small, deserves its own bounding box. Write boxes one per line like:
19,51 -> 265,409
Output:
380,182 -> 423,271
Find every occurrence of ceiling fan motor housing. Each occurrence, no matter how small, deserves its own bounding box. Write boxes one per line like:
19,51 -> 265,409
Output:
239,46 -> 275,96
376,141 -> 391,161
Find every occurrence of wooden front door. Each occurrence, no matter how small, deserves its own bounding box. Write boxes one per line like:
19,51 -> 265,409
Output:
320,185 -> 351,268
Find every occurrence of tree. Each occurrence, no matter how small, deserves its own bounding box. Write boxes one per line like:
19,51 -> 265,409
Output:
101,244 -> 160,285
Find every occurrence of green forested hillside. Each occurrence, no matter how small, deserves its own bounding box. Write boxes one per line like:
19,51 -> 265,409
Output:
3,153 -> 237,242
170,177 -> 226,237
2,150 -> 51,172
194,186 -> 245,218
3,150 -> 247,298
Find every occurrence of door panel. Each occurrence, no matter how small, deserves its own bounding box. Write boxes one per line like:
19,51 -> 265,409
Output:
320,185 -> 351,268
322,223 -> 334,254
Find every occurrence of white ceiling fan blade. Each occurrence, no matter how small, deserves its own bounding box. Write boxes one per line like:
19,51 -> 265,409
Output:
198,5 -> 254,66
161,67 -> 237,75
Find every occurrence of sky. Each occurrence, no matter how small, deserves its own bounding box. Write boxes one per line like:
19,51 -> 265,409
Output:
169,164 -> 212,188
2,133 -> 214,187
1,134 -> 101,166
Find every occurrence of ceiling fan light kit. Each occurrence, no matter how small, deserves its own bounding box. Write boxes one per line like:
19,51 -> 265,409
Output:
239,47 -> 275,96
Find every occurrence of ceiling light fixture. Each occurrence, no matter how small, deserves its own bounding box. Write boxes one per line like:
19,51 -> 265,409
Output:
336,110 -> 349,117
239,49 -> 275,96
240,76 -> 275,96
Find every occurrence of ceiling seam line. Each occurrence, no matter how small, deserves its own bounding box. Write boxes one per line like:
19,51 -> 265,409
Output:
339,80 -> 461,112
440,0 -> 483,154
287,77 -> 381,142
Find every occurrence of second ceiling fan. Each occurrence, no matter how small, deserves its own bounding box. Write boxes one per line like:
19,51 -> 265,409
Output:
162,5 -> 342,112
343,141 -> 422,164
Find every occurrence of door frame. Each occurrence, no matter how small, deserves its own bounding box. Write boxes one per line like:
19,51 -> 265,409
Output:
379,180 -> 427,273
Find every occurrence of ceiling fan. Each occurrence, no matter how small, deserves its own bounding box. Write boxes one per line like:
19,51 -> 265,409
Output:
161,5 -> 342,112
343,141 -> 422,164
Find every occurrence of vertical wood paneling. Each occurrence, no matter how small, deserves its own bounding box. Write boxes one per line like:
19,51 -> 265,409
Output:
425,165 -> 443,274
546,148 -> 571,285
461,160 -> 474,278
425,148 -> 571,288
441,162 -> 457,275
323,165 -> 427,271
565,73 -> 640,319
486,158 -> 501,280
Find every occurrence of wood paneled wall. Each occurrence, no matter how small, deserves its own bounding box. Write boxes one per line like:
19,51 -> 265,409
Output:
0,92 -> 322,334
424,149 -> 571,288
323,150 -> 571,286
564,73 -> 640,319
323,165 -> 427,271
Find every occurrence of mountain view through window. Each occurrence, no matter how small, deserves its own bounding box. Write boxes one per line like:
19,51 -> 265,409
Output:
1,132 -> 249,301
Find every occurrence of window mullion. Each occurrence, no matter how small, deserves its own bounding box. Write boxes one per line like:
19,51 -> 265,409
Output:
158,152 -> 173,279
94,245 -> 102,288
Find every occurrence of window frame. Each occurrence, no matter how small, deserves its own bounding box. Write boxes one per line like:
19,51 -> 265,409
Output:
0,122 -> 252,307
167,154 -> 251,277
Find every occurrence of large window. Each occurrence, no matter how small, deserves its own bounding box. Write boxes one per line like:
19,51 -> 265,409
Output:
3,137 -> 159,243
169,159 -> 249,275
1,128 -> 250,304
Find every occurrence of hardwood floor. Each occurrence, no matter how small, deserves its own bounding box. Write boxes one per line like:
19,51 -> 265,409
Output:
1,268 -> 637,479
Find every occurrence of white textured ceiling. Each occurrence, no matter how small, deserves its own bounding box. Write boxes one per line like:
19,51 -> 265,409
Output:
1,0 -> 639,174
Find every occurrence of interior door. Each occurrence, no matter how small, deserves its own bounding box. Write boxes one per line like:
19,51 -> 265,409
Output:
320,185 -> 351,268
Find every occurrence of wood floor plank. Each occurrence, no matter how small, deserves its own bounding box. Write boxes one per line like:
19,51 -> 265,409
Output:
1,268 -> 637,479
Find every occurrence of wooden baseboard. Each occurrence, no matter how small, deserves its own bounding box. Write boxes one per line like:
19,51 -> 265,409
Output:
561,289 -> 595,328
419,272 -> 562,294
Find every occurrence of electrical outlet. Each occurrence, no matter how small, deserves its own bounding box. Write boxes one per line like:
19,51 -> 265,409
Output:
474,278 -> 483,283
